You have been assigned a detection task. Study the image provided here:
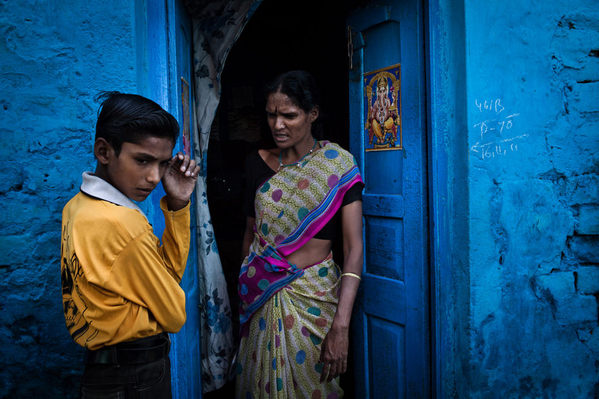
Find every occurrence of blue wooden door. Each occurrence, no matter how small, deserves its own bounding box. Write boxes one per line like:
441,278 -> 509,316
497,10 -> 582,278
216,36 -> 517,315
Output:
348,1 -> 430,397
146,0 -> 202,397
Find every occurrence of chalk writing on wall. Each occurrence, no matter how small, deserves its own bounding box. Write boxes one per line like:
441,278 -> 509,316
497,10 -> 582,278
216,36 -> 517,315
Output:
470,98 -> 528,160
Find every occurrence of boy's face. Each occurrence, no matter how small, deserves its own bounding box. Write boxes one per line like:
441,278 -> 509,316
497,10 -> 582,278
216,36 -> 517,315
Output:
98,136 -> 175,202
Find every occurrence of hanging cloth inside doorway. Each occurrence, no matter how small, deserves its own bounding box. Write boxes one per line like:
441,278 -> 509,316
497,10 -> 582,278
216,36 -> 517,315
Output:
185,0 -> 262,393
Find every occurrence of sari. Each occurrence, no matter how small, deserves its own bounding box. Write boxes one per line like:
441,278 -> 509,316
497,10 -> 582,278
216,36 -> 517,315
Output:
235,142 -> 363,399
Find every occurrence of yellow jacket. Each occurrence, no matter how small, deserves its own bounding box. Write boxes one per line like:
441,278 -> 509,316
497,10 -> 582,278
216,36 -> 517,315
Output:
61,172 -> 189,350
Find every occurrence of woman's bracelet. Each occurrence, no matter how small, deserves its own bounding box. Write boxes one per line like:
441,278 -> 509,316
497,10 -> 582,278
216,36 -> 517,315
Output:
340,272 -> 362,281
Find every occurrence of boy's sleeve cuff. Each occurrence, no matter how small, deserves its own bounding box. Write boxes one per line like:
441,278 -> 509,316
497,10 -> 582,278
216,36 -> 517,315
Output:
159,197 -> 191,214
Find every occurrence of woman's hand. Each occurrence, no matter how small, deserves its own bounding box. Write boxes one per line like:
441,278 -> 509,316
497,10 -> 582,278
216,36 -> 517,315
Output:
317,200 -> 363,382
162,152 -> 200,211
319,324 -> 349,382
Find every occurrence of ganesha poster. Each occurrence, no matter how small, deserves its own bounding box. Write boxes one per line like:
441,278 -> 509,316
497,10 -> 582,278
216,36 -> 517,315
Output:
363,64 -> 402,151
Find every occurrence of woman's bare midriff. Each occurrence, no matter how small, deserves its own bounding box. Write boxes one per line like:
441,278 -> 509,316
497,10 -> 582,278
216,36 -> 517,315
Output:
285,237 -> 333,269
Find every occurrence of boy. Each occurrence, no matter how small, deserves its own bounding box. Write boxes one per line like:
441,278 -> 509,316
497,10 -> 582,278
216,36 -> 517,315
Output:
60,92 -> 200,398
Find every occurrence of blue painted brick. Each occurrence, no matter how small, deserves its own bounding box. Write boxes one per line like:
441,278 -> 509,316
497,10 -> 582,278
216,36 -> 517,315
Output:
0,235 -> 30,265
570,235 -> 599,264
556,295 -> 598,325
567,174 -> 599,206
570,82 -> 599,113
576,206 -> 599,235
577,266 -> 599,294
578,326 -> 599,353
536,271 -> 575,300
535,271 -> 597,325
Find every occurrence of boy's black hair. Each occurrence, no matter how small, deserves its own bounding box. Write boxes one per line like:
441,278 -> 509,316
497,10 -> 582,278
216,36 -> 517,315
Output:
95,91 -> 179,155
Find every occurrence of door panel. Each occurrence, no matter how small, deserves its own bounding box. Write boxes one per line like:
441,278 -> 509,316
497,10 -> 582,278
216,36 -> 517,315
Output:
364,216 -> 405,280
348,1 -> 429,397
368,316 -> 405,398
146,1 -> 202,397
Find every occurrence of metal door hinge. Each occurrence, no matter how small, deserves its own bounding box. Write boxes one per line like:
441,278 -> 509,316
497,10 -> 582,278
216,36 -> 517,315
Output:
347,25 -> 354,70
347,25 -> 365,71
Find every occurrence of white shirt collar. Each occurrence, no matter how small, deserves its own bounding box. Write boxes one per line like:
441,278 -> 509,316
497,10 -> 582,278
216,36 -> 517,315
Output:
80,172 -> 148,221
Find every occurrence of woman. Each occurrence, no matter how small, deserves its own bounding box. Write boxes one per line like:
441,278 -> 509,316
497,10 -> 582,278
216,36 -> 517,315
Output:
235,70 -> 364,399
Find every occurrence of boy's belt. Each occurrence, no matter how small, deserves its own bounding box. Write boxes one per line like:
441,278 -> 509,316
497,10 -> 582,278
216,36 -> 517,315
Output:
85,332 -> 170,365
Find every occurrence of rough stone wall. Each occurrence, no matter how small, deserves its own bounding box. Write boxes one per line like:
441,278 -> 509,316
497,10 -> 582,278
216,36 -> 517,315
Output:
466,1 -> 598,397
0,2 -> 138,397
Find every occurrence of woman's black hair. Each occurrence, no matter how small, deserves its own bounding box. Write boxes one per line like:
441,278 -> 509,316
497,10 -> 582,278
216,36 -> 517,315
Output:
264,70 -> 323,138
95,91 -> 179,155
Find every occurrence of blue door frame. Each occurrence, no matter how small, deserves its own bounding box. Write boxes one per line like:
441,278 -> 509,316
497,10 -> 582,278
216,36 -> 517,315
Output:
139,0 -> 203,397
424,0 -> 469,397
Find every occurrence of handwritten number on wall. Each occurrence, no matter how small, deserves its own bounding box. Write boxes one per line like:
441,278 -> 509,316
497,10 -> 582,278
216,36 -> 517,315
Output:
470,98 -> 528,160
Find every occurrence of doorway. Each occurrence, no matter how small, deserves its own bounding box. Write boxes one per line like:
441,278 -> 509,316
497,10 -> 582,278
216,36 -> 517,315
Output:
205,0 -> 360,396
204,0 -> 433,396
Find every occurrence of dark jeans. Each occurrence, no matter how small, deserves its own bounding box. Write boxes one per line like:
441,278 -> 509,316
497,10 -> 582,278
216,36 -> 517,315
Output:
80,333 -> 172,399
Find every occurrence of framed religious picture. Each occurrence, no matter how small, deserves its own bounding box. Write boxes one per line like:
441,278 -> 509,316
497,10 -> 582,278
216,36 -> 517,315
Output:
363,64 -> 402,151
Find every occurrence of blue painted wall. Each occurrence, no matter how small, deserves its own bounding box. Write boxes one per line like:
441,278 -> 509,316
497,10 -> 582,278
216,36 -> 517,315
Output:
463,0 -> 598,397
0,2 -> 140,397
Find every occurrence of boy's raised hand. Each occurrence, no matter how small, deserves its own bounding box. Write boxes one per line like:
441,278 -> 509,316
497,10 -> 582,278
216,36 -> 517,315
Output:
162,152 -> 200,211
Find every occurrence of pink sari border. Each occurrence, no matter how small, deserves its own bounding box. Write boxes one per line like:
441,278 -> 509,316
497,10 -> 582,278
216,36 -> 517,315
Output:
277,168 -> 363,256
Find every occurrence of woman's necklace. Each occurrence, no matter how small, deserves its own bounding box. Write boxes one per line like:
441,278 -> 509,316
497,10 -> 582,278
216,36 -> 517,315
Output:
277,138 -> 318,172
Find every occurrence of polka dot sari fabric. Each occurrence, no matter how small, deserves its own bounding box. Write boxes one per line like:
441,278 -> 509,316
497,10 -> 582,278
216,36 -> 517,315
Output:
235,258 -> 343,399
238,142 -> 363,325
